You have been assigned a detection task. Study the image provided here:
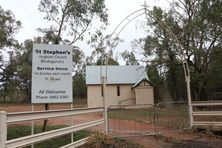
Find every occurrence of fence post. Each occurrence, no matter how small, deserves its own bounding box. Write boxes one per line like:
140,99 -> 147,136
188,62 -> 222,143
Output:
0,111 -> 7,148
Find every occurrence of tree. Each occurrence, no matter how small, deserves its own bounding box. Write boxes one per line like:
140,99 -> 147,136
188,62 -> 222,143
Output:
16,40 -> 33,102
38,0 -> 108,44
87,28 -> 121,65
0,5 -> 21,73
0,52 -> 18,102
147,65 -> 164,103
170,0 -> 222,100
96,57 -> 119,65
140,6 -> 185,101
73,72 -> 86,99
72,46 -> 85,73
121,51 -> 139,65
0,6 -> 21,49
133,0 -> 222,101
38,0 -> 108,131
0,6 -> 21,102
0,38 -> 43,102
206,46 -> 222,99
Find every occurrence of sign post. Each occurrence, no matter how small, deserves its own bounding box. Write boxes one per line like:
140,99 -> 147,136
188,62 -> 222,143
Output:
32,44 -> 73,104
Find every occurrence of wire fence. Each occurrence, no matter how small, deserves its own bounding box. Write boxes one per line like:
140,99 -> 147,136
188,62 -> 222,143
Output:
107,101 -> 190,137
107,104 -> 156,137
155,101 -> 190,134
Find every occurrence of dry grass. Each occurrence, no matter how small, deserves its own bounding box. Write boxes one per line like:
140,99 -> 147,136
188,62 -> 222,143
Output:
79,132 -> 143,148
108,105 -> 190,129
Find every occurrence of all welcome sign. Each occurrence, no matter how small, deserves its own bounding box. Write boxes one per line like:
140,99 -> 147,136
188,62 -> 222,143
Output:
31,44 -> 73,103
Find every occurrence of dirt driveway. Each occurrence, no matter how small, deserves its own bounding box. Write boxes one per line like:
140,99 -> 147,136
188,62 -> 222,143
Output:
1,104 -> 221,148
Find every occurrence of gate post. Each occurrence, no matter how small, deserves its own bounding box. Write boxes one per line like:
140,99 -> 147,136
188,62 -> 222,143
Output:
186,76 -> 193,127
102,76 -> 108,134
0,111 -> 7,148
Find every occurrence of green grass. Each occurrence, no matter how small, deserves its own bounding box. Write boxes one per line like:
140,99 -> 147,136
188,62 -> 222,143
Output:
8,125 -> 90,148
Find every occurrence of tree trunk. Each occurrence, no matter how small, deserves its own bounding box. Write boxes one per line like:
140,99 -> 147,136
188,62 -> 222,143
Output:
3,96 -> 6,103
42,104 -> 49,132
168,49 -> 177,101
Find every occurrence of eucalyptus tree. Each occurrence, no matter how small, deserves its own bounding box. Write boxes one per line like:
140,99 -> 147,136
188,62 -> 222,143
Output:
170,0 -> 222,100
0,6 -> 21,49
0,5 -> 21,72
38,0 -> 108,131
140,6 -> 184,101
38,0 -> 108,44
86,26 -> 122,66
134,0 -> 222,101
0,38 -> 43,102
73,72 -> 86,99
0,6 -> 21,102
206,46 -> 222,99
0,51 -> 19,102
121,51 -> 139,65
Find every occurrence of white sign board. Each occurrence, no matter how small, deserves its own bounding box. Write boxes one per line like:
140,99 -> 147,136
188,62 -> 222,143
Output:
31,44 -> 73,103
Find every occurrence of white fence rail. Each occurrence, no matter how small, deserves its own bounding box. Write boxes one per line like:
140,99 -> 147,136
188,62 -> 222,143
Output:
192,101 -> 222,106
0,107 -> 104,148
7,107 -> 103,123
60,137 -> 89,148
192,101 -> 222,127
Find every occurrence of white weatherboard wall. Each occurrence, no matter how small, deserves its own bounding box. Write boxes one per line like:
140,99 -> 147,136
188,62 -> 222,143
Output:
87,85 -> 135,107
86,66 -> 154,107
32,44 -> 73,103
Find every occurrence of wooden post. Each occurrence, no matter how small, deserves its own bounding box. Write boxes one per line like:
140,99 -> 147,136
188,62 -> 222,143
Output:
0,111 -> 7,148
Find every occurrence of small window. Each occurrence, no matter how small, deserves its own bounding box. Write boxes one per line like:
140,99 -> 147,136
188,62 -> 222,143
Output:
101,86 -> 103,97
117,86 -> 120,96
